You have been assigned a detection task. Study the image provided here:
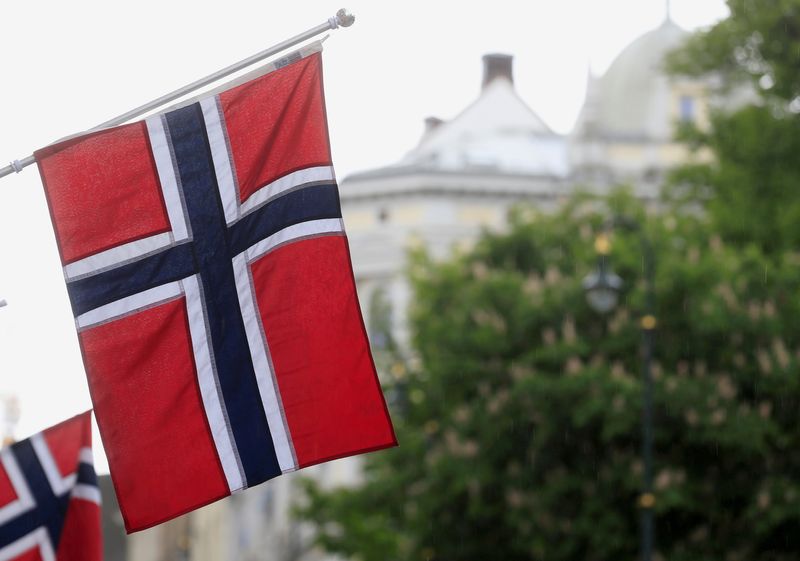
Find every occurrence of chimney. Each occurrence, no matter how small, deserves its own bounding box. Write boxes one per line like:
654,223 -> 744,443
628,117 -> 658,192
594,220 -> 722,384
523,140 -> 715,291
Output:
482,53 -> 514,89
424,116 -> 444,134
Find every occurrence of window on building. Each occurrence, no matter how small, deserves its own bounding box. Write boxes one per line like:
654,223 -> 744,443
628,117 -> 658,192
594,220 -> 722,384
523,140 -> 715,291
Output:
260,485 -> 275,523
368,287 -> 395,352
644,167 -> 659,182
679,95 -> 695,122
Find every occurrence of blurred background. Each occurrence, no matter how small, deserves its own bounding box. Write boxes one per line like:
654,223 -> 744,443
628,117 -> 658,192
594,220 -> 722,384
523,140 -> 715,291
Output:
4,0 -> 800,559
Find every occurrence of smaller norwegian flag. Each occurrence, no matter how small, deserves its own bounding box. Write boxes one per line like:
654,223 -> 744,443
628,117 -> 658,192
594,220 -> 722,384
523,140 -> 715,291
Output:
0,412 -> 101,561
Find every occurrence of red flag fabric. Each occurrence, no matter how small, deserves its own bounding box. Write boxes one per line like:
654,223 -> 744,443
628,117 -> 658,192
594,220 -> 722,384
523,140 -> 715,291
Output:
34,49 -> 396,533
0,412 -> 101,561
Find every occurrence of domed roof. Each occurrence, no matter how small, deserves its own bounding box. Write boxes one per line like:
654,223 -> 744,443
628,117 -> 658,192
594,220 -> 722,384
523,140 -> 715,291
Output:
577,19 -> 687,142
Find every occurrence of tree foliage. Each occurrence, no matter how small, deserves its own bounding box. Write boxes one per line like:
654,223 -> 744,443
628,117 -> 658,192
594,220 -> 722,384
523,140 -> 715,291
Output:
666,0 -> 800,255
298,194 -> 800,561
666,0 -> 800,103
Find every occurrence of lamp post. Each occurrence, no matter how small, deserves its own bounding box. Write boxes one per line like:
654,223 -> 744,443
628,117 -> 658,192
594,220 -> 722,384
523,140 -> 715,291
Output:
582,233 -> 623,314
583,218 -> 656,561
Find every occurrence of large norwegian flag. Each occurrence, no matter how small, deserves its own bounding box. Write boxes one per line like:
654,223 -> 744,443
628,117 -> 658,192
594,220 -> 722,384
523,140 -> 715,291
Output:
0,412 -> 101,561
35,47 -> 396,532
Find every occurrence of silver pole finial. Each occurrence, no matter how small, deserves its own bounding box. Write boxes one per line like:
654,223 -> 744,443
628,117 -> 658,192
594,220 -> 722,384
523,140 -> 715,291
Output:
336,9 -> 355,28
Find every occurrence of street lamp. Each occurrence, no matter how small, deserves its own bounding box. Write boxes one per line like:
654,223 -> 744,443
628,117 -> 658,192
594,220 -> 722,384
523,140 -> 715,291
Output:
583,219 -> 656,561
582,233 -> 623,314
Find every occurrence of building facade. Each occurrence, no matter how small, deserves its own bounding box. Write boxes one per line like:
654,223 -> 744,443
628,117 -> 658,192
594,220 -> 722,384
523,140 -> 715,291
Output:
345,17 -> 707,352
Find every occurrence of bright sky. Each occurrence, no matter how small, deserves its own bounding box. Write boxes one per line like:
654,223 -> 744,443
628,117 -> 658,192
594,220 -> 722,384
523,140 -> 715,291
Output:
0,0 -> 727,471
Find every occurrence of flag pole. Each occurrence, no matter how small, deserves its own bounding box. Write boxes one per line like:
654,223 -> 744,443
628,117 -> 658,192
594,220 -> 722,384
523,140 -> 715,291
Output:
0,8 -> 355,181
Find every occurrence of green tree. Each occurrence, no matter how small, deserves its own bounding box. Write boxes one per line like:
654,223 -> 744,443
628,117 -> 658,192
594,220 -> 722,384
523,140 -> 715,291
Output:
666,0 -> 800,254
667,0 -> 800,103
298,194 -> 800,561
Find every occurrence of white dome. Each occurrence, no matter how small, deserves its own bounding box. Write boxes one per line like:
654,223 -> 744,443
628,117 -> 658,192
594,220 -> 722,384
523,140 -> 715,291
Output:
578,19 -> 687,142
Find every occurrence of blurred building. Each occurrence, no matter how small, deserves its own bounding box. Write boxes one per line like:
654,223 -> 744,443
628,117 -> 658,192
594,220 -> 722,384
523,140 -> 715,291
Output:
100,475 -> 128,561
569,18 -> 710,194
115,460 -> 358,561
345,16 -> 707,351
121,15 -> 710,561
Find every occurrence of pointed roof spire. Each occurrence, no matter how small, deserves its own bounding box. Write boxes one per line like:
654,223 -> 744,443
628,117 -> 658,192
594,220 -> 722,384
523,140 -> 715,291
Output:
665,0 -> 672,22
